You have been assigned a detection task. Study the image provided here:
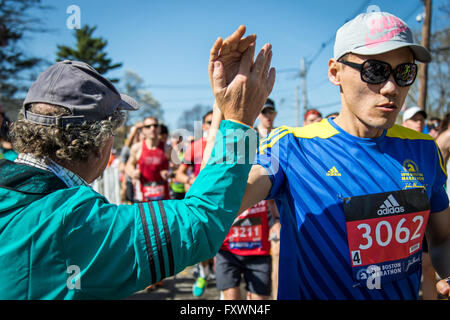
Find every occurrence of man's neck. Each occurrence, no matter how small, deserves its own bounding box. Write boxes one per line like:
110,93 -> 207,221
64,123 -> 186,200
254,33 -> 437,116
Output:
333,110 -> 385,139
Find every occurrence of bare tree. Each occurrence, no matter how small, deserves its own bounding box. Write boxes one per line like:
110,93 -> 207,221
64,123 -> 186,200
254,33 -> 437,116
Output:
0,0 -> 51,118
409,3 -> 449,118
121,70 -> 162,125
177,104 -> 211,135
428,27 -> 449,115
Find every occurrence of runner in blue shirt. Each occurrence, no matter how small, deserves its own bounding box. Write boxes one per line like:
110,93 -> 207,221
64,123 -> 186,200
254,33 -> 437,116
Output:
206,11 -> 450,300
0,26 -> 276,299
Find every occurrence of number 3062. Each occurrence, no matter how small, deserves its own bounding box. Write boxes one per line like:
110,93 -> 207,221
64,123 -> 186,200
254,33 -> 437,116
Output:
357,215 -> 424,250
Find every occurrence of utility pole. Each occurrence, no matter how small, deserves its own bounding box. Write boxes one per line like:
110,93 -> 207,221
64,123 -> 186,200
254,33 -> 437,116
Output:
301,57 -> 308,119
418,0 -> 432,112
296,84 -> 300,127
0,24 -> 8,47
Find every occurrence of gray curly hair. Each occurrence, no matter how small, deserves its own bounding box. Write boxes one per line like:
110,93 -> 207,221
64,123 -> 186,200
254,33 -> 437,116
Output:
10,103 -> 124,162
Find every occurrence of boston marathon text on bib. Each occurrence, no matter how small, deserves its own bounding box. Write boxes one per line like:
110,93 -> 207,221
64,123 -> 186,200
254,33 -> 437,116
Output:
343,188 -> 430,288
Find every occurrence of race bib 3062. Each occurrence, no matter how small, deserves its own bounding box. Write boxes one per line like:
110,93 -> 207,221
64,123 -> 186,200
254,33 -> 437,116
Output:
343,188 -> 430,288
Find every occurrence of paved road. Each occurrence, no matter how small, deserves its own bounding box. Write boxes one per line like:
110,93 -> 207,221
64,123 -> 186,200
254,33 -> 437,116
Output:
126,266 -> 447,300
126,266 -> 226,300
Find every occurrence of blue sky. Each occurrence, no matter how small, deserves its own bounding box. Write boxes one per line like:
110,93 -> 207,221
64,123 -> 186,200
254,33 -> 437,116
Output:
24,0 -> 447,131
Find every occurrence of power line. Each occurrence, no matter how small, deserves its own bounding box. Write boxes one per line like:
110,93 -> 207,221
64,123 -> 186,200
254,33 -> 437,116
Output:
277,68 -> 300,74
308,78 -> 331,91
270,0 -> 372,122
306,0 -> 371,67
314,100 -> 341,109
143,84 -> 210,89
404,2 -> 423,22
159,96 -> 213,103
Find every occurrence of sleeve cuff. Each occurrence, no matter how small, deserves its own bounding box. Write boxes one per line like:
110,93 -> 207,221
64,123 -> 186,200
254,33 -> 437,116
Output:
226,119 -> 253,129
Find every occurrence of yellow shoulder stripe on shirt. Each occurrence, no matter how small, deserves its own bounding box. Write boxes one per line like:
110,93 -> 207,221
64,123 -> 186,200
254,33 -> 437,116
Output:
260,126 -> 288,145
291,119 -> 340,139
386,125 -> 434,140
259,119 -> 339,154
387,125 -> 446,177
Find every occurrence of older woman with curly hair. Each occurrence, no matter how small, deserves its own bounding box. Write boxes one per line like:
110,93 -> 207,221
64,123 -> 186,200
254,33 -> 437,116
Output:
0,24 -> 276,300
10,102 -> 124,183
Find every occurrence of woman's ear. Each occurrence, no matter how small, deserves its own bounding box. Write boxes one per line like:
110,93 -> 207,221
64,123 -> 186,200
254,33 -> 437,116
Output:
328,58 -> 341,86
94,138 -> 113,159
92,148 -> 102,159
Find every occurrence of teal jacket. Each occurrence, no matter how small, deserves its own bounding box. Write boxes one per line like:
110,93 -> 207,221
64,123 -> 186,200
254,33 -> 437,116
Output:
0,147 -> 18,161
0,120 -> 256,299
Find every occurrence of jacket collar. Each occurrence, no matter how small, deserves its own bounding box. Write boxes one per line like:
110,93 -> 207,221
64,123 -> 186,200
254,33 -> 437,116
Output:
0,159 -> 68,195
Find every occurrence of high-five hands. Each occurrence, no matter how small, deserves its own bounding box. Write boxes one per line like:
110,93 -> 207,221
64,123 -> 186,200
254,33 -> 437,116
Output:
209,25 -> 276,127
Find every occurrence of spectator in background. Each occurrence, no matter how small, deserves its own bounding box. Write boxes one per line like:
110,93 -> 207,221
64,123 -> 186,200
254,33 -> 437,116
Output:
216,200 -> 273,300
176,110 -> 215,297
255,98 -> 281,299
437,113 -> 450,211
176,110 -> 213,193
256,98 -> 277,139
402,106 -> 426,133
304,108 -> 322,125
154,123 -> 182,200
168,132 -> 186,200
126,116 -> 171,203
119,122 -> 144,203
215,98 -> 280,300
401,105 -> 438,300
437,113 -> 450,165
427,117 -> 441,139
326,112 -> 339,119
159,124 -> 169,145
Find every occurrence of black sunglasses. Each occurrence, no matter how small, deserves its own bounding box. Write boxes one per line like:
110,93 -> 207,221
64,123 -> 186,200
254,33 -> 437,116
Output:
262,108 -> 275,115
144,124 -> 159,129
428,122 -> 440,130
338,59 -> 418,87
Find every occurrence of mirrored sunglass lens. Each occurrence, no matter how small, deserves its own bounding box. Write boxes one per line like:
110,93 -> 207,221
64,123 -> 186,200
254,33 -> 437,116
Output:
395,63 -> 416,86
362,61 -> 390,84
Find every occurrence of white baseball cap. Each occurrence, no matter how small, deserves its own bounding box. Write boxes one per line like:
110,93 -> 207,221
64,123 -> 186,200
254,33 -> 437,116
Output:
334,12 -> 431,63
403,106 -> 427,122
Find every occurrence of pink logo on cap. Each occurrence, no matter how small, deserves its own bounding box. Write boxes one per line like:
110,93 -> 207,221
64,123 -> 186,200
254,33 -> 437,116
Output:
365,15 -> 408,48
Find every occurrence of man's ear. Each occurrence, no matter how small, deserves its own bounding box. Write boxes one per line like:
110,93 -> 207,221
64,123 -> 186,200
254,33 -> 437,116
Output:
328,59 -> 341,86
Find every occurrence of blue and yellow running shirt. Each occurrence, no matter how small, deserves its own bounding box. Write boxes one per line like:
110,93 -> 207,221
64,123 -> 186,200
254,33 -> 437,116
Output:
256,118 -> 449,300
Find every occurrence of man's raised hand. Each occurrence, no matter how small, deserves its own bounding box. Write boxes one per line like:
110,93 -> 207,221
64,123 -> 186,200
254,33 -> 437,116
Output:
209,25 -> 256,88
209,25 -> 276,127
